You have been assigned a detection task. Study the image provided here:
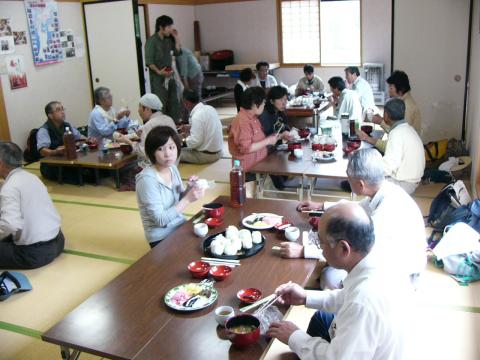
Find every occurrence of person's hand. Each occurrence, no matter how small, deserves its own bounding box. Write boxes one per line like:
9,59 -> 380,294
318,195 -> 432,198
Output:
158,67 -> 173,77
55,146 -> 65,155
355,129 -> 369,142
135,128 -> 143,137
266,134 -> 279,146
267,321 -> 300,345
171,28 -> 179,41
280,131 -> 293,142
372,114 -> 383,125
187,175 -> 199,188
280,242 -> 304,258
296,200 -> 323,212
275,282 -> 307,306
184,185 -> 205,203
117,109 -> 130,120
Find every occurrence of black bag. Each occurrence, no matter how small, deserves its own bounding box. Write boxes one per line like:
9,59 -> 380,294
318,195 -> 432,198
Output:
23,128 -> 41,164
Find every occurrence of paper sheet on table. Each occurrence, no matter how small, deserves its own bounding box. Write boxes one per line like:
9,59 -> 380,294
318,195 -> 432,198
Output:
432,222 -> 480,260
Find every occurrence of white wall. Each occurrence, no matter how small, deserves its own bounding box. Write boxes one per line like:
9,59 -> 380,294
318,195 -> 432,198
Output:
466,0 -> 480,193
195,0 -> 391,86
147,4 -> 195,50
0,1 -> 91,147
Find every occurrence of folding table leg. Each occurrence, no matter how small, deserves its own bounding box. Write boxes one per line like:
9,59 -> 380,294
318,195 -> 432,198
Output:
58,167 -> 63,184
60,346 -> 81,360
114,169 -> 120,189
94,169 -> 100,186
78,168 -> 84,186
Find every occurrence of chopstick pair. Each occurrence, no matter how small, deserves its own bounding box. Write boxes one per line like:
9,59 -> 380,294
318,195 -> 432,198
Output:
201,257 -> 241,267
239,294 -> 275,313
254,294 -> 282,316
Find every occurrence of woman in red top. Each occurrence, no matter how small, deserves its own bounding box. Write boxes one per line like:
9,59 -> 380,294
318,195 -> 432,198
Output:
228,87 -> 278,174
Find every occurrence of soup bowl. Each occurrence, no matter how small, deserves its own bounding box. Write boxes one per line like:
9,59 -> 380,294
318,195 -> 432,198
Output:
360,124 -> 373,135
225,314 -> 260,348
203,203 -> 224,219
187,261 -> 211,279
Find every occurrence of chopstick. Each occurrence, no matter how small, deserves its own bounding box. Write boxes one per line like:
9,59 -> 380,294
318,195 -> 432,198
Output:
201,257 -> 240,264
254,294 -> 282,316
239,294 -> 275,313
204,261 -> 240,267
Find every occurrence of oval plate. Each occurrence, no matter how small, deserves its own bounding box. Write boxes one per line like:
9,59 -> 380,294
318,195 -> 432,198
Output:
242,213 -> 283,230
164,283 -> 218,312
203,231 -> 265,260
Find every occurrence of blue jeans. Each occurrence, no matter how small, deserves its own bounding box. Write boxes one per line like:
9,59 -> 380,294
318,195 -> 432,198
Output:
307,311 -> 335,342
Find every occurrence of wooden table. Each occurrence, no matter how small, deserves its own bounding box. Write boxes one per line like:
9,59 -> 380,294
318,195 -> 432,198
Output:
40,149 -> 137,189
42,197 -> 318,360
285,99 -> 331,119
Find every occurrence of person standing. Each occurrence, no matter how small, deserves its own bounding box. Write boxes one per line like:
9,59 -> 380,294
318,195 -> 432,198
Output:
145,15 -> 182,122
177,46 -> 203,100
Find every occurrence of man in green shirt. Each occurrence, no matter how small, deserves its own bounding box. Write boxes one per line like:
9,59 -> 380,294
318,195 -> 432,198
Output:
145,15 -> 182,123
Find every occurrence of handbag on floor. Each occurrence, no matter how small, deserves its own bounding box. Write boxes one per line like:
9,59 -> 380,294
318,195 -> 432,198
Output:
0,271 -> 32,301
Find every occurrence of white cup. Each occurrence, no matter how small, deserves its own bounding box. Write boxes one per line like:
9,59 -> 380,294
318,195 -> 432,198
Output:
215,306 -> 235,326
195,179 -> 209,190
293,149 -> 303,159
366,109 -> 374,122
285,226 -> 300,241
193,222 -> 208,237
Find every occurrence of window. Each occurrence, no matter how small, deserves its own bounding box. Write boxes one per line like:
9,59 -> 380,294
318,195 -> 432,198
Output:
278,0 -> 361,66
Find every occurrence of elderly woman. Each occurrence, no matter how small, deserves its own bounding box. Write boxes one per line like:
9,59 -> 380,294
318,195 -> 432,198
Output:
136,126 -> 205,248
228,87 -> 278,177
88,86 -> 132,145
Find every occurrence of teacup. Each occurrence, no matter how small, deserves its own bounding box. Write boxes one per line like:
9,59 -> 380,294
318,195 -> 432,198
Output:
285,226 -> 300,241
193,222 -> 208,237
293,149 -> 303,159
215,306 -> 235,327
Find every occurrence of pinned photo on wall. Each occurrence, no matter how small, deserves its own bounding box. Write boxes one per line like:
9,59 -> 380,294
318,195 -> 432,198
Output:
60,29 -> 76,59
6,55 -> 28,90
13,31 -> 27,45
74,36 -> 84,58
0,36 -> 15,55
0,18 -> 12,36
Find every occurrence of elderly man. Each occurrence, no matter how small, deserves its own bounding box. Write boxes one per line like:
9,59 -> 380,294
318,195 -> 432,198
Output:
253,61 -> 278,89
344,66 -> 375,112
179,89 -> 223,164
328,76 -> 362,124
88,87 -> 131,145
37,101 -> 85,183
358,70 -> 422,153
0,142 -> 64,269
133,93 -> 177,169
295,64 -> 325,96
268,202 -> 416,359
282,148 -> 426,289
145,15 -> 182,122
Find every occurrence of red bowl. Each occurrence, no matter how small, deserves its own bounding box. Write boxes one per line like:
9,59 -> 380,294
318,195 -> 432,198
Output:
347,139 -> 361,150
298,128 -> 310,139
323,143 -> 336,152
209,265 -> 232,281
187,261 -> 211,279
312,143 -> 324,151
237,288 -> 262,304
203,202 -> 224,219
88,143 -> 98,150
274,220 -> 292,232
120,144 -> 133,154
360,125 -> 373,135
226,314 -> 260,348
287,142 -> 302,152
205,217 -> 223,228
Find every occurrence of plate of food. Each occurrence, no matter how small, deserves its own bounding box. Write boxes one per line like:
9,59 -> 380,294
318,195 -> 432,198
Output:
203,226 -> 265,260
311,151 -> 336,163
164,282 -> 218,311
105,142 -> 121,150
242,213 -> 283,230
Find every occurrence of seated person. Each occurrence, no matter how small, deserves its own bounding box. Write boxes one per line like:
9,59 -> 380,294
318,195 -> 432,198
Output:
283,148 -> 426,290
344,66 -> 375,112
179,89 -> 223,164
295,64 -> 325,96
358,70 -> 422,153
136,126 -> 205,248
267,202 -> 416,359
234,68 -> 255,112
253,61 -> 278,89
134,93 -> 177,169
228,87 -> 278,177
36,101 -> 86,183
88,86 -> 132,145
327,76 -> 362,123
0,142 -> 65,269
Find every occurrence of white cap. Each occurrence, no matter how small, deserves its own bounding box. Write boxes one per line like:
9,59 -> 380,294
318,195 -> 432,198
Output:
139,93 -> 163,111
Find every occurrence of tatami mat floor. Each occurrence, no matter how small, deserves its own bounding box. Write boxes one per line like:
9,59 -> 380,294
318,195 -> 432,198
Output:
3,107 -> 479,359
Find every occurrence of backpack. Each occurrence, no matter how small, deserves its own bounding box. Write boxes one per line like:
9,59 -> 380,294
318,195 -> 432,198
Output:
23,128 -> 41,164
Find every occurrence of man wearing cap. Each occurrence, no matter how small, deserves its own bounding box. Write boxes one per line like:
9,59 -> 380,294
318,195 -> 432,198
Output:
134,93 -> 177,169
179,89 -> 223,164
0,142 -> 64,269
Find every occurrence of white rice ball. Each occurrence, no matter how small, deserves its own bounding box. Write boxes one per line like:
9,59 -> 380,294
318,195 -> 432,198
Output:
223,242 -> 237,256
252,231 -> 262,244
242,236 -> 253,250
211,241 -> 225,256
226,225 -> 239,240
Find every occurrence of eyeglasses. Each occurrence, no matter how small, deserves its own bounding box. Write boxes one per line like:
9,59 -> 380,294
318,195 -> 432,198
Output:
53,107 -> 65,113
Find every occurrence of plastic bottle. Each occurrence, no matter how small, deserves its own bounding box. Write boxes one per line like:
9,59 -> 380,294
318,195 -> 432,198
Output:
230,160 -> 246,208
63,127 -> 77,160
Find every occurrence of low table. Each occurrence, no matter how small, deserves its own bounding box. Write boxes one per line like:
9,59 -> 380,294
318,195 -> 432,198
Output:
42,196 -> 318,360
39,149 -> 137,189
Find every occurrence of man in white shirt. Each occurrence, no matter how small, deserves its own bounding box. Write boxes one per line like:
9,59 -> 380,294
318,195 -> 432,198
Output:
381,98 -> 425,194
267,202 -> 416,360
134,93 -> 177,169
344,66 -> 375,112
253,61 -> 278,89
179,89 -> 223,164
0,142 -> 64,269
328,76 -> 362,123
281,148 -> 426,289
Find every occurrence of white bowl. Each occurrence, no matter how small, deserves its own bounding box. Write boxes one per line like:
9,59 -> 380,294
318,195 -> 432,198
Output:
293,149 -> 303,159
285,226 -> 300,241
193,222 -> 208,237
215,306 -> 235,326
